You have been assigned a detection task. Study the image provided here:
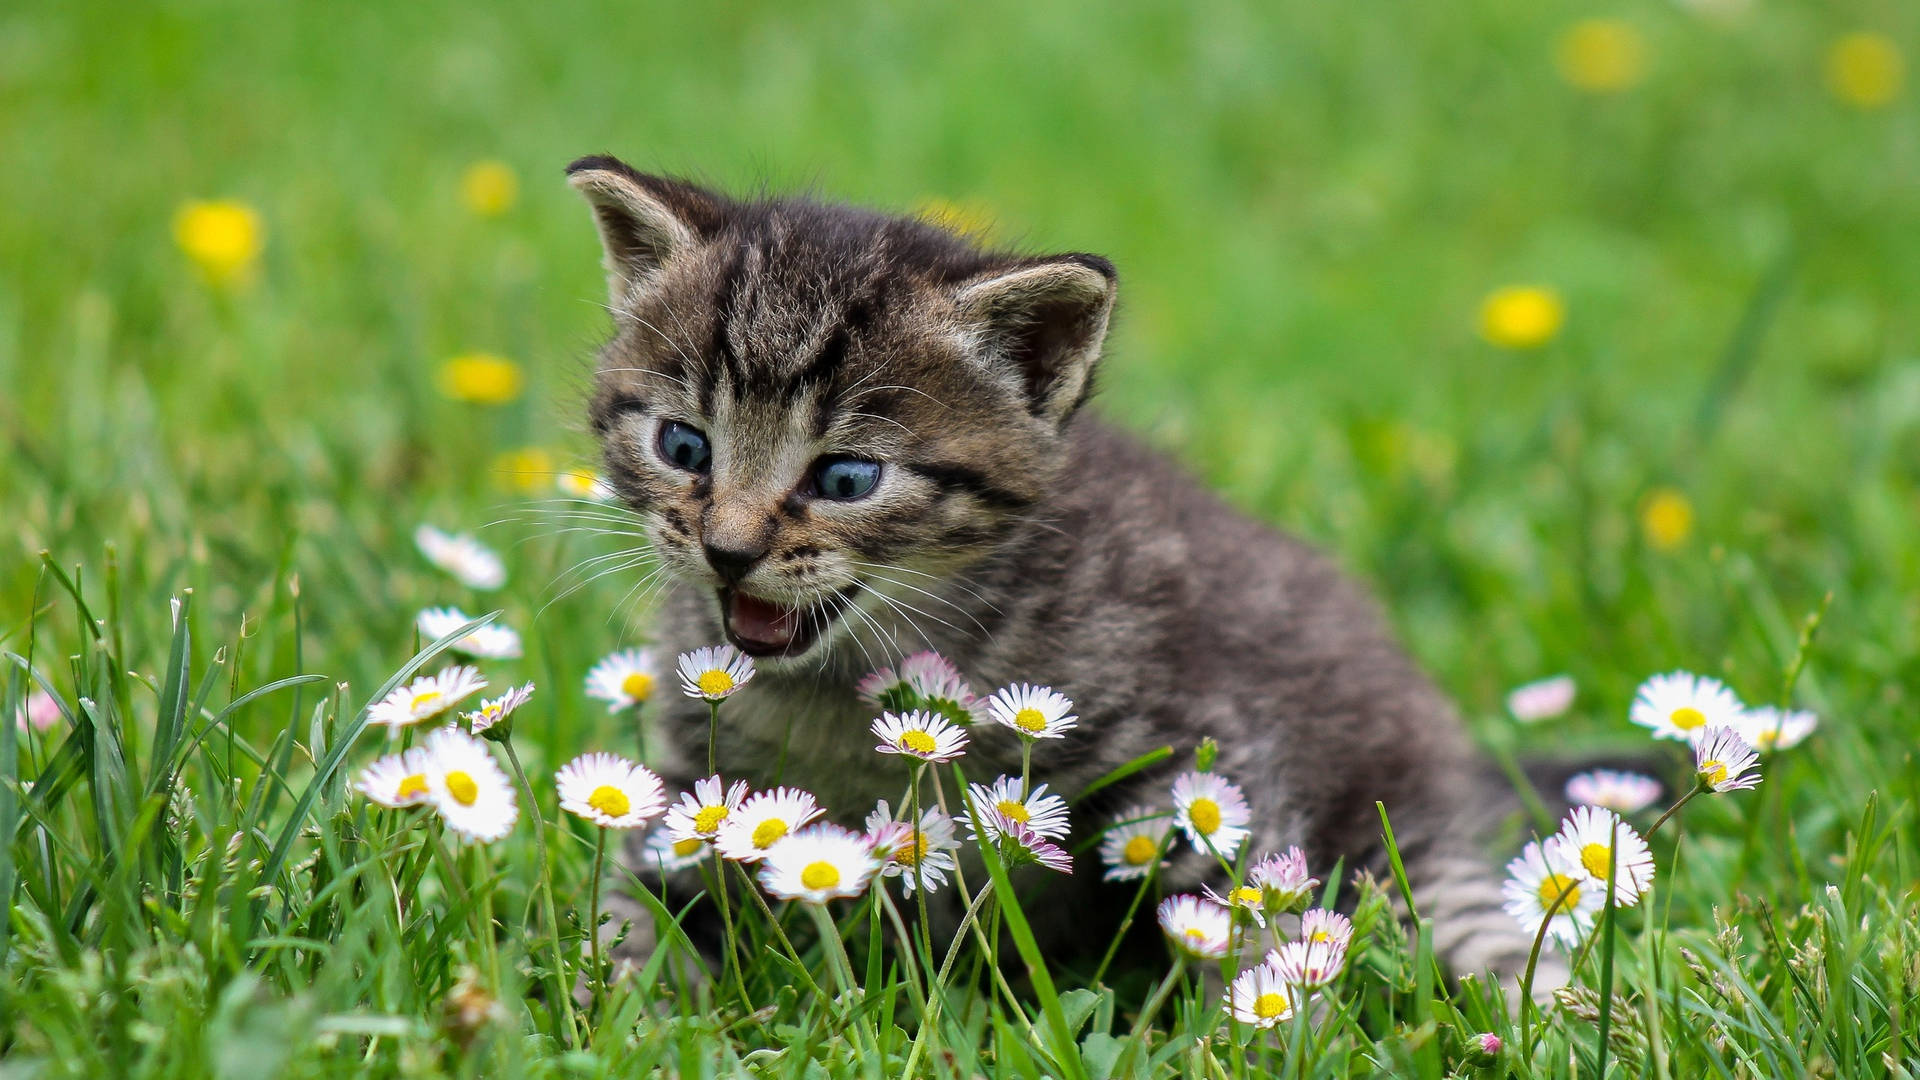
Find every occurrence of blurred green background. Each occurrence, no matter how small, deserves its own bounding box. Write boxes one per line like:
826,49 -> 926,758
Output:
2,0 -> 1916,760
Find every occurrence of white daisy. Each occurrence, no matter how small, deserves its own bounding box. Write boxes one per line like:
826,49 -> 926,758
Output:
1226,960 -> 1299,1028
421,727 -> 517,842
984,683 -> 1078,740
555,752 -> 667,830
990,816 -> 1076,874
863,801 -> 960,895
870,710 -> 969,763
642,824 -> 711,873
714,787 -> 825,863
1502,838 -> 1601,947
585,648 -> 660,711
1098,807 -> 1173,882
759,824 -> 881,904
417,607 -> 523,660
1630,671 -> 1744,742
1156,894 -> 1234,960
677,645 -> 755,702
964,776 -> 1070,841
556,468 -> 615,501
1247,847 -> 1320,912
1297,907 -> 1354,954
856,650 -> 979,724
663,774 -> 751,844
1270,938 -> 1346,990
1202,880 -> 1271,926
1565,770 -> 1663,814
368,666 -> 487,728
1550,806 -> 1654,908
1170,770 -> 1252,859
1736,706 -> 1818,752
1694,726 -> 1762,793
355,748 -> 435,808
1506,674 -> 1576,723
464,682 -> 535,737
414,524 -> 507,590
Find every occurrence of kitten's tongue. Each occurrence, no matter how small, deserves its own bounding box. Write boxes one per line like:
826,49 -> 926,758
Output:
727,591 -> 799,651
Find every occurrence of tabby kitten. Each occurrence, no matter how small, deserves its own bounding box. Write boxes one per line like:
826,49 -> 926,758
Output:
566,154 -> 1533,977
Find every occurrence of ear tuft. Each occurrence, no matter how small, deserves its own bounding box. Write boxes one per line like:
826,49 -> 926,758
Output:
565,157 -> 725,309
954,255 -> 1118,422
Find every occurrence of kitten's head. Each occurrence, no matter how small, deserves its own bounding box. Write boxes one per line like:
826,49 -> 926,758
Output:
566,157 -> 1117,669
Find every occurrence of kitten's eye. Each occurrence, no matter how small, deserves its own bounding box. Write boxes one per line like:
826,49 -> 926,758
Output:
811,456 -> 882,501
657,421 -> 712,473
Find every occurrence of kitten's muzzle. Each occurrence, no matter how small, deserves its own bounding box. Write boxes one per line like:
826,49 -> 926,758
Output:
719,585 -> 856,659
702,538 -> 767,584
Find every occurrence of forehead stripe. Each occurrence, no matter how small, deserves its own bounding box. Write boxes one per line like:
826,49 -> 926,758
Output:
903,462 -> 1033,511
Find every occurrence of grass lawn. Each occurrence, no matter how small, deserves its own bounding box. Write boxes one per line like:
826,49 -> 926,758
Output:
2,0 -> 1918,1075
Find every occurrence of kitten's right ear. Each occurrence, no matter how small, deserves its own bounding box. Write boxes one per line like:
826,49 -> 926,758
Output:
565,156 -> 724,308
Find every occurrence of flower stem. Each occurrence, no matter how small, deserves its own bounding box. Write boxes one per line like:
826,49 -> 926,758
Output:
901,880 -> 996,1080
1517,875 -> 1581,1057
1115,959 -> 1184,1076
1647,782 -> 1704,837
499,740 -> 579,1044
587,827 -> 608,1022
706,700 -> 720,775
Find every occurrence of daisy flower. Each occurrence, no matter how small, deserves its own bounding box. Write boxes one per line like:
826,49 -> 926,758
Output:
1630,671 -> 1744,742
1298,908 -> 1354,954
355,748 -> 435,808
421,727 -> 517,842
759,824 -> 881,904
1170,770 -> 1252,859
1736,706 -> 1818,752
368,666 -> 487,728
984,683 -> 1078,740
964,776 -> 1070,841
556,468 -> 615,501
1247,847 -> 1320,912
1202,880 -> 1271,926
1506,674 -> 1576,723
417,607 -> 523,660
642,823 -> 712,873
1565,769 -> 1663,814
1502,839 -> 1601,947
1550,806 -> 1654,907
1157,894 -> 1234,960
1693,726 -> 1762,793
864,801 -> 960,895
414,524 -> 506,590
1270,938 -> 1346,990
585,648 -> 660,711
856,650 -> 979,724
870,710 -> 969,763
677,645 -> 755,702
1226,960 -> 1299,1028
715,787 -> 825,862
464,682 -> 535,738
991,816 -> 1076,874
663,774 -> 750,844
17,690 -> 59,734
555,752 -> 667,830
1099,807 -> 1173,882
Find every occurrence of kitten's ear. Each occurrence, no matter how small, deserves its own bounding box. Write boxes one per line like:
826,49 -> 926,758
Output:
565,156 -> 725,308
954,254 -> 1117,423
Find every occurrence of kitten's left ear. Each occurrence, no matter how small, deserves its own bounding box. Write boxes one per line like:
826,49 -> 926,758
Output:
954,254 -> 1117,423
565,156 -> 726,309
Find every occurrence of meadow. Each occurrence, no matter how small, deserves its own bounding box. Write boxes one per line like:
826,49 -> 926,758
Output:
2,0 -> 1918,1075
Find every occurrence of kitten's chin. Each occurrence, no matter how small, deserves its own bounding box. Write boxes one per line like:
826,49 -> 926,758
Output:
717,586 -> 855,661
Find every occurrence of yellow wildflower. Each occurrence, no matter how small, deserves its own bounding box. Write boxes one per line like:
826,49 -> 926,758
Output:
173,200 -> 265,286
490,447 -> 555,493
1826,33 -> 1903,109
460,160 -> 520,217
1556,20 -> 1648,93
1639,488 -> 1694,551
437,352 -> 524,405
915,197 -> 997,239
1479,286 -> 1566,349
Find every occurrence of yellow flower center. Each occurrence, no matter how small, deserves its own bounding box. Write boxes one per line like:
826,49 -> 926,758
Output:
1753,729 -> 1779,749
671,837 -> 705,857
1699,760 -> 1727,787
752,818 -> 789,849
995,799 -> 1030,824
410,690 -> 444,714
445,771 -> 479,807
1535,873 -> 1581,913
396,774 -> 429,801
899,729 -> 938,755
459,160 -> 519,217
895,831 -> 929,867
1479,286 -> 1565,349
621,672 -> 655,701
1670,706 -> 1706,731
1253,992 -> 1290,1020
1230,886 -> 1262,907
1309,930 -> 1331,943
1640,489 -> 1694,551
697,670 -> 735,697
1189,798 -> 1222,836
693,805 -> 729,834
173,200 -> 264,283
436,353 -> 524,406
1183,927 -> 1207,944
588,785 -> 631,819
800,861 -> 841,891
1580,842 -> 1614,881
1013,707 -> 1048,733
1122,834 -> 1158,866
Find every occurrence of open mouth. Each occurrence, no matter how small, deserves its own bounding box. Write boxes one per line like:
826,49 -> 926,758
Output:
718,586 -> 855,659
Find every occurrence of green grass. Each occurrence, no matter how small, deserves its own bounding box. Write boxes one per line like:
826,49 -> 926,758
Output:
3,0 -> 1919,1075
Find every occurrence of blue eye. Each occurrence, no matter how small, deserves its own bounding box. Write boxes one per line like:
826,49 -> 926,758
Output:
658,421 -> 711,473
812,456 -> 881,500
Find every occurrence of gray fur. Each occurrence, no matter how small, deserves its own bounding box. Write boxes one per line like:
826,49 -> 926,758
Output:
564,156 -> 1537,979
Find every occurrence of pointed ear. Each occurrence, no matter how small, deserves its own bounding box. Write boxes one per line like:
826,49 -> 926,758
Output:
954,254 -> 1117,422
565,156 -> 725,308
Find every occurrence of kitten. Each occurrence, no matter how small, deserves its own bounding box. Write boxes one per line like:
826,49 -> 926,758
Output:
566,154 -> 1534,978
